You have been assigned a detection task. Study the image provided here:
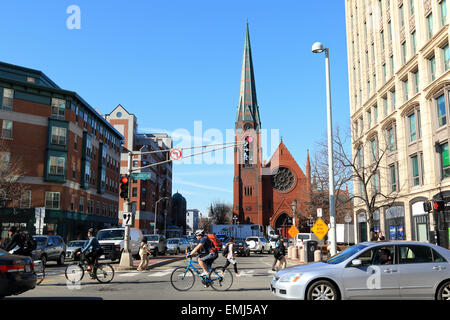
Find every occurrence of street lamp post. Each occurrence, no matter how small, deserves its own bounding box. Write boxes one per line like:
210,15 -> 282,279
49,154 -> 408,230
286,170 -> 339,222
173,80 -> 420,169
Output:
154,197 -> 169,235
232,215 -> 238,238
312,42 -> 337,256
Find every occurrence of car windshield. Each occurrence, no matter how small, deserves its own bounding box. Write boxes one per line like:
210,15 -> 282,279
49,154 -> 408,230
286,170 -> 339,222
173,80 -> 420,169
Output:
68,241 -> 86,247
168,239 -> 179,244
236,241 -> 245,246
0,248 -> 8,256
33,236 -> 47,245
146,236 -> 159,241
325,244 -> 368,265
186,236 -> 195,241
97,230 -> 124,240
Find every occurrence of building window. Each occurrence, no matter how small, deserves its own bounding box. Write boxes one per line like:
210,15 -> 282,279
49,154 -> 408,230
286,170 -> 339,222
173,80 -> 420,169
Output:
374,105 -> 378,124
382,64 -> 387,83
132,188 -> 138,197
383,97 -> 388,117
20,190 -> 31,209
51,98 -> 66,119
440,142 -> 450,179
401,42 -> 407,64
79,196 -> 85,213
390,55 -> 394,75
408,113 -> 417,142
367,110 -> 372,128
413,70 -> 419,94
426,13 -> 434,39
403,78 -> 409,101
51,127 -> 67,145
1,120 -> 12,139
1,88 -> 13,110
443,43 -> 450,71
411,31 -> 417,55
391,89 -> 396,110
370,138 -> 378,162
389,164 -> 398,192
387,126 -> 396,152
437,94 -> 447,127
441,0 -> 447,26
49,156 -> 65,176
73,161 -> 76,179
45,192 -> 60,209
84,161 -> 91,183
430,56 -> 436,81
411,154 -> 420,186
399,4 -> 405,27
410,0 -> 415,16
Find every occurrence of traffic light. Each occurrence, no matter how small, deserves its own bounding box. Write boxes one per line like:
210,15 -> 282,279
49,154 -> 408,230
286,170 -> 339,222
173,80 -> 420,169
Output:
423,201 -> 432,213
433,200 -> 445,213
120,175 -> 129,200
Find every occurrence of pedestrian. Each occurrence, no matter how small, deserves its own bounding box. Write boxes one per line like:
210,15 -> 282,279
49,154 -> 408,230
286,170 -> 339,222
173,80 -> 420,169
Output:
272,236 -> 287,271
378,232 -> 385,241
222,237 -> 240,276
137,236 -> 151,271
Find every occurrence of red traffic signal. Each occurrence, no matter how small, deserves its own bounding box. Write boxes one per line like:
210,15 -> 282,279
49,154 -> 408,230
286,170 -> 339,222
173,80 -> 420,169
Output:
120,175 -> 129,200
433,200 -> 445,212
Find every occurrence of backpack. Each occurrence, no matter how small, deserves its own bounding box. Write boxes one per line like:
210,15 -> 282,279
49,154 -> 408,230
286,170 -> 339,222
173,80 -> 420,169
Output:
207,234 -> 222,253
22,233 -> 37,251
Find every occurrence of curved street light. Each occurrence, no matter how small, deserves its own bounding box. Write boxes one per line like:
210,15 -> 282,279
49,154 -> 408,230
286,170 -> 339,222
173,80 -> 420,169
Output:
312,41 -> 337,256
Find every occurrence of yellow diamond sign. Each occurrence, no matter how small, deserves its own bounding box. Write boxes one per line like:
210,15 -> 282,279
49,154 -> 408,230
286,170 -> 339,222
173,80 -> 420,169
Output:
287,225 -> 299,239
311,218 -> 329,241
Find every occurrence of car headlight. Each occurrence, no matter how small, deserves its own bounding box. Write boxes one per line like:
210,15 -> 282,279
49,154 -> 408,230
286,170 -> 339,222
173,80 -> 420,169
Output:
279,273 -> 303,283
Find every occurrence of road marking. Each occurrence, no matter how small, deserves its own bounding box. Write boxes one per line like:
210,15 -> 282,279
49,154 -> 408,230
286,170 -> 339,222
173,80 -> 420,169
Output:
119,272 -> 139,277
148,268 -> 175,277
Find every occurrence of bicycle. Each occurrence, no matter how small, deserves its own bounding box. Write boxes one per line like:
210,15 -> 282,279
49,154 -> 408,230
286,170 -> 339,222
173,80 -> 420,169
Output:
170,256 -> 233,291
65,252 -> 114,284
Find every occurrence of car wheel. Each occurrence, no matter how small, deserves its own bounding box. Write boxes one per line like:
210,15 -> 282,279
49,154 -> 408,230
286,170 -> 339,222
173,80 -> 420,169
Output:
437,280 -> 450,300
57,253 -> 65,265
40,255 -> 47,267
268,247 -> 272,254
306,280 -> 339,300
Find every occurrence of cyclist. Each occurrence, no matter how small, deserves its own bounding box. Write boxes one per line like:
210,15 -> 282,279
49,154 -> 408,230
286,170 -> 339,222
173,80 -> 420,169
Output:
186,229 -> 218,278
77,228 -> 103,274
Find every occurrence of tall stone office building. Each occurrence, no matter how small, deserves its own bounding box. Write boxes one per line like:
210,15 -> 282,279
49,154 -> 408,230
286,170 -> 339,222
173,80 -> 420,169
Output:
345,0 -> 450,248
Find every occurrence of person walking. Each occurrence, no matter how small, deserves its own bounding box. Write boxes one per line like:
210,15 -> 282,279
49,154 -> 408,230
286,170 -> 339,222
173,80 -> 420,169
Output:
272,236 -> 287,271
137,236 -> 151,271
222,237 -> 240,277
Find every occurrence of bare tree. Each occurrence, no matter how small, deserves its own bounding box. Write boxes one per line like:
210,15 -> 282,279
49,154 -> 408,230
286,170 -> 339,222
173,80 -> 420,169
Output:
198,217 -> 212,233
209,201 -> 233,225
0,141 -> 27,212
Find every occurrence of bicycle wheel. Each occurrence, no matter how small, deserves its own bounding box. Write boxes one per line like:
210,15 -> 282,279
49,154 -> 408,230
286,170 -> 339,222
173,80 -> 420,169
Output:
170,266 -> 195,291
35,261 -> 45,285
95,263 -> 115,283
65,263 -> 84,284
210,267 -> 233,291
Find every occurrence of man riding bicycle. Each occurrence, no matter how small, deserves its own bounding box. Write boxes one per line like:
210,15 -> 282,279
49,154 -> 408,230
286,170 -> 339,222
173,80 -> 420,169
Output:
76,228 -> 103,273
186,229 -> 218,278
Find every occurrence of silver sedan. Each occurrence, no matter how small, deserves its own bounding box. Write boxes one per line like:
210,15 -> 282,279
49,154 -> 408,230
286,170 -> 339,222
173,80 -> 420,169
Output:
271,241 -> 450,300
166,238 -> 191,255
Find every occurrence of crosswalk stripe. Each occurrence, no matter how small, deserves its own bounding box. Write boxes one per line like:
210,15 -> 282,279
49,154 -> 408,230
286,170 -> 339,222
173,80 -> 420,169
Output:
119,272 -> 139,277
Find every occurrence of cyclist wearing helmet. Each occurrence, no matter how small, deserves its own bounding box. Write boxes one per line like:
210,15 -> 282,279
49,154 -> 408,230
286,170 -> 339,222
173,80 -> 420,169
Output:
187,229 -> 218,277
77,228 -> 103,272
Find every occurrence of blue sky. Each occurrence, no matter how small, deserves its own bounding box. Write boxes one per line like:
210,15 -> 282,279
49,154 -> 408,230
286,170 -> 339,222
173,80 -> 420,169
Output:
1,0 -> 350,216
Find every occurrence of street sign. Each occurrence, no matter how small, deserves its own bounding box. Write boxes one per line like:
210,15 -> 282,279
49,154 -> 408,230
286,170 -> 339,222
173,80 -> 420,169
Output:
122,212 -> 133,226
311,218 -> 330,241
344,215 -> 352,223
131,172 -> 152,180
317,208 -> 323,217
288,225 -> 299,239
170,149 -> 182,161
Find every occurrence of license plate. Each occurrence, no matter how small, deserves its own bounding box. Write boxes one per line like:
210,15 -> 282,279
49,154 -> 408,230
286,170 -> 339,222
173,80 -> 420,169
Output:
25,265 -> 31,273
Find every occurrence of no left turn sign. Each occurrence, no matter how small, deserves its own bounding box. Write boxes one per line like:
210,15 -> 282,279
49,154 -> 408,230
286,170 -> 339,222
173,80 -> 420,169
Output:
170,149 -> 182,161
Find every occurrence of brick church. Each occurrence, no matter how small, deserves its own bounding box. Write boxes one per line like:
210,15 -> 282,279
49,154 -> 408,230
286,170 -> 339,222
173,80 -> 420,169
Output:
233,24 -> 312,235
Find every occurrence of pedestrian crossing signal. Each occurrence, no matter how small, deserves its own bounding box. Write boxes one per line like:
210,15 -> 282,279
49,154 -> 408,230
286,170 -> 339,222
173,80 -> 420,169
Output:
433,200 -> 445,212
120,176 -> 129,199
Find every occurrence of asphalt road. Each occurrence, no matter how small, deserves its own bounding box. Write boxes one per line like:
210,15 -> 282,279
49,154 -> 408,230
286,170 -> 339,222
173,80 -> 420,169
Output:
6,253 -> 287,300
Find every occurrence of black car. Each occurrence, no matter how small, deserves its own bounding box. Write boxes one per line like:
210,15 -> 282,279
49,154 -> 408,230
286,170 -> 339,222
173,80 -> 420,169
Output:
235,240 -> 250,257
0,248 -> 36,298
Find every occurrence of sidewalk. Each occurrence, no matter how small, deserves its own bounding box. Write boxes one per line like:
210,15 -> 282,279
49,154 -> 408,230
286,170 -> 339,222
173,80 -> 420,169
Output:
115,254 -> 186,271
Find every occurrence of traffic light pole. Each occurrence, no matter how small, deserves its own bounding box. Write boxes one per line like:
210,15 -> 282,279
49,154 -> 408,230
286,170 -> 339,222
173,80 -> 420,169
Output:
119,151 -> 133,268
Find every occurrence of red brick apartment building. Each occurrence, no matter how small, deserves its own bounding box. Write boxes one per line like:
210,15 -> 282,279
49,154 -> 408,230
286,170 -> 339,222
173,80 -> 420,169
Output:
0,62 -> 124,242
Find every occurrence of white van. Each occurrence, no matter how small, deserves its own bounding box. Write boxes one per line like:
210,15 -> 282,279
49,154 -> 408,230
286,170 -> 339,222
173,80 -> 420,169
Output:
97,228 -> 143,261
296,233 -> 319,244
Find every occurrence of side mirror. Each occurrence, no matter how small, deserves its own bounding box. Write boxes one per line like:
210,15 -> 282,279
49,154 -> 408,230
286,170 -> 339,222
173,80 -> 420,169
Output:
351,259 -> 362,267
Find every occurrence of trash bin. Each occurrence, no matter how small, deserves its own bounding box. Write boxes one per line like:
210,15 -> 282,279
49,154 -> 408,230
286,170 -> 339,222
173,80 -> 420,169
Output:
304,240 -> 318,263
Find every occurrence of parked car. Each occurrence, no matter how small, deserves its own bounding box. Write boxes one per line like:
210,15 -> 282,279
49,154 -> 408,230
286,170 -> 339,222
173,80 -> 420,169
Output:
166,238 -> 191,255
97,228 -> 143,261
245,236 -> 272,254
65,240 -> 88,260
32,235 -> 66,266
235,240 -> 250,257
271,241 -> 450,300
0,248 -> 36,299
144,234 -> 167,257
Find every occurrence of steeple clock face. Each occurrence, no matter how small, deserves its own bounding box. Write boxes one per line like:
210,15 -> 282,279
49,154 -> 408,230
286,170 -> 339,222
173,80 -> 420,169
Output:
272,167 -> 295,192
244,123 -> 252,131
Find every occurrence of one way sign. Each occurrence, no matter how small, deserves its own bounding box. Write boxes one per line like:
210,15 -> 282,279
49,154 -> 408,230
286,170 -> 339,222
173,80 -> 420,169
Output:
122,212 -> 133,226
